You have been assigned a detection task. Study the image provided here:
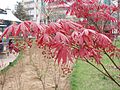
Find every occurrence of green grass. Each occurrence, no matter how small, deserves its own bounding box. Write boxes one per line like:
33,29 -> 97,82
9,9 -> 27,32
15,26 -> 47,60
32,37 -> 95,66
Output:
113,39 -> 120,48
70,56 -> 120,90
70,40 -> 120,90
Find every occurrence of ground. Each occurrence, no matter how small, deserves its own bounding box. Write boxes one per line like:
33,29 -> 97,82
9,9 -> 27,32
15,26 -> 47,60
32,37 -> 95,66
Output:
0,44 -> 70,90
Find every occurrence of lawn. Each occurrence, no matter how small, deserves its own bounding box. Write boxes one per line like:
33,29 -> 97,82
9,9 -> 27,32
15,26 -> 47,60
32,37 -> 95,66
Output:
70,60 -> 120,90
70,55 -> 120,90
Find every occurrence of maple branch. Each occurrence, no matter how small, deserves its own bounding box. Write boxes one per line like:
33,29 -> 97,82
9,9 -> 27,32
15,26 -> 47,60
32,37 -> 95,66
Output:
85,58 -> 109,78
87,18 -> 101,32
104,51 -> 120,71
100,63 -> 120,87
102,21 -> 108,32
102,11 -> 114,32
85,58 -> 120,87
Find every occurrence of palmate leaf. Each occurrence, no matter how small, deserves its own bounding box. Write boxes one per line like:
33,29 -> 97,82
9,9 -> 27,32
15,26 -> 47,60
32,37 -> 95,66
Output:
15,21 -> 31,37
95,33 -> 112,49
1,27 -> 9,38
46,22 -> 61,34
78,47 -> 102,64
30,22 -> 40,36
37,34 -> 52,46
38,24 -> 48,34
71,29 -> 96,46
52,44 -> 72,64
57,19 -> 70,33
54,32 -> 69,43
1,24 -> 18,38
57,19 -> 82,33
82,29 -> 96,46
71,31 -> 79,41
15,25 -> 21,36
110,5 -> 118,12
49,42 -> 73,64
71,31 -> 84,45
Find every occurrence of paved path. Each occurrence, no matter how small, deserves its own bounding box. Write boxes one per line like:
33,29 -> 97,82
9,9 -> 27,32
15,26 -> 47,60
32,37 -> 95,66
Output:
0,53 -> 19,70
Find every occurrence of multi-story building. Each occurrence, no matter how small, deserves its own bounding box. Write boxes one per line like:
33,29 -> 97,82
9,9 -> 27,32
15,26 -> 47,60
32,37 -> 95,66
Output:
22,0 -> 48,23
22,0 -> 68,23
22,0 -> 37,21
22,0 -> 47,23
23,0 -> 119,23
46,1 -> 69,22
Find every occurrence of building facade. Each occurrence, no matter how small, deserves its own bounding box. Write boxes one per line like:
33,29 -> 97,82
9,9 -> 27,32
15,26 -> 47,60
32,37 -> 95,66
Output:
22,0 -> 37,21
22,0 -> 47,23
22,0 -> 119,23
22,0 -> 68,23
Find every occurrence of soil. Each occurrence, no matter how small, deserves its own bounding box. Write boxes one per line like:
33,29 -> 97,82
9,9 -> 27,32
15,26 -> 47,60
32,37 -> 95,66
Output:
0,45 -> 71,90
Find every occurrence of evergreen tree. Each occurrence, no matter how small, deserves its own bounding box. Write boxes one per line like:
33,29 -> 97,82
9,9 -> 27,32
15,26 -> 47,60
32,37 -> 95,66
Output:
14,2 -> 30,21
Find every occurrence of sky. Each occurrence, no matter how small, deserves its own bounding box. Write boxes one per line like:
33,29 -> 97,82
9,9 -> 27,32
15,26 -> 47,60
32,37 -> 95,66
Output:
0,0 -> 22,10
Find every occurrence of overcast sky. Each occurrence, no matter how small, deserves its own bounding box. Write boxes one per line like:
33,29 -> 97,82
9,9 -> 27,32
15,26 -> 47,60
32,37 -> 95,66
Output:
0,0 -> 22,10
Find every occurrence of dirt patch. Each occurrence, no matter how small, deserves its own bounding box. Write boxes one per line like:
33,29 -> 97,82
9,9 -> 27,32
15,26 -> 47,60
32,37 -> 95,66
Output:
0,45 -> 71,90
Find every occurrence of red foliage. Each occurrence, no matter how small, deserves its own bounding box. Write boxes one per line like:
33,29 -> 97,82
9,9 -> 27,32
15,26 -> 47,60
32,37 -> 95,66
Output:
1,0 -> 120,65
2,19 -> 116,64
1,23 -> 18,38
44,0 -> 72,3
66,0 -> 119,39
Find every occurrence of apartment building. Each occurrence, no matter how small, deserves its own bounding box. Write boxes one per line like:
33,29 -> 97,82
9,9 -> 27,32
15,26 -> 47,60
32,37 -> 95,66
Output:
22,0 -> 37,21
22,0 -> 119,23
22,0 -> 47,23
22,0 -> 68,23
46,1 -> 68,22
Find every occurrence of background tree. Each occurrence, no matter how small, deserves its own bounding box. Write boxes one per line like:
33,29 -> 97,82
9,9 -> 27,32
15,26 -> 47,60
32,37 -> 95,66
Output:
14,2 -> 30,21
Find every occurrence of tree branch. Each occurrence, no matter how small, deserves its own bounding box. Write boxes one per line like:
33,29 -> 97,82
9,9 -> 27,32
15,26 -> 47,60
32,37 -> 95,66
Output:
100,63 -> 120,87
104,51 -> 120,71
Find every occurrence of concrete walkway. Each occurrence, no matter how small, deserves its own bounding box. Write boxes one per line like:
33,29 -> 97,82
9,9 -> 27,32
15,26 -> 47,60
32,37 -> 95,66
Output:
0,53 -> 19,70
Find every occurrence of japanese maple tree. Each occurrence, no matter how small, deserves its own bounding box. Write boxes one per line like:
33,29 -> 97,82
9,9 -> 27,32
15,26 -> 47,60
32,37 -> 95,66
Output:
45,0 -> 119,38
1,0 -> 120,87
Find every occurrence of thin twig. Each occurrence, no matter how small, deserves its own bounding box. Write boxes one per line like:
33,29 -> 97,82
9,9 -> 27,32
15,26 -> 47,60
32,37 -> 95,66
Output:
104,51 -> 120,71
85,58 -> 109,78
100,63 -> 120,87
85,58 -> 120,87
